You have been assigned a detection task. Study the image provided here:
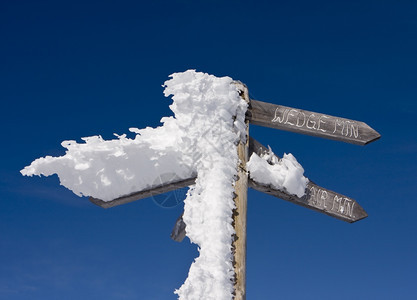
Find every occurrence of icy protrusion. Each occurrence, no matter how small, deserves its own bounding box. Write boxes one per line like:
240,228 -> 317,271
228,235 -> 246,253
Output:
247,148 -> 308,198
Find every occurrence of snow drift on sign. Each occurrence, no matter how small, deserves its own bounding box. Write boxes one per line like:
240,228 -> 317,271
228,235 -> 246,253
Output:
247,147 -> 308,198
21,70 -> 307,300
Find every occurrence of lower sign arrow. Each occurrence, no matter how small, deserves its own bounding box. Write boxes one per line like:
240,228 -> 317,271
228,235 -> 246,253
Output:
248,138 -> 368,223
89,136 -> 368,242
171,176 -> 367,242
171,138 -> 368,242
249,180 -> 367,223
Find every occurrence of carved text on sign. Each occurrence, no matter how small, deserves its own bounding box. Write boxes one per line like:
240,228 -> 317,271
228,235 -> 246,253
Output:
308,185 -> 328,209
332,195 -> 355,218
271,107 -> 359,138
306,185 -> 356,219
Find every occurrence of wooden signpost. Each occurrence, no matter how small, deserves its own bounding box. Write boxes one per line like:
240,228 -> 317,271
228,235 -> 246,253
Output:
89,82 -> 380,300
170,137 -> 368,243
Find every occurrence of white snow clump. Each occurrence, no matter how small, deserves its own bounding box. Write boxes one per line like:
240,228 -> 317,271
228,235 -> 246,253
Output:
247,147 -> 308,197
21,70 -> 307,300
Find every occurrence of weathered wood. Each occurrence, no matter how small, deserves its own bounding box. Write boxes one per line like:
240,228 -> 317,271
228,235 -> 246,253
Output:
171,179 -> 366,245
84,79 -> 378,300
247,99 -> 380,145
171,136 -> 369,243
89,176 -> 196,209
171,213 -> 186,242
248,137 -> 368,223
171,214 -> 187,242
232,82 -> 249,300
94,135 -> 367,242
249,180 -> 367,223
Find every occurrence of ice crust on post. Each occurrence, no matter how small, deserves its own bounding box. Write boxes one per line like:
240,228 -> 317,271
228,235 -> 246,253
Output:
21,70 -> 246,299
166,72 -> 247,299
21,70 -> 307,299
247,147 -> 308,198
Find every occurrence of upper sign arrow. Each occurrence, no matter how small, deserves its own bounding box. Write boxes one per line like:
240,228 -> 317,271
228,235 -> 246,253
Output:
247,99 -> 380,145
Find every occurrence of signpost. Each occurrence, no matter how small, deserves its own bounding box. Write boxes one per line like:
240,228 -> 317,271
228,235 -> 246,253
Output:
170,137 -> 368,243
89,82 -> 380,300
232,83 -> 249,300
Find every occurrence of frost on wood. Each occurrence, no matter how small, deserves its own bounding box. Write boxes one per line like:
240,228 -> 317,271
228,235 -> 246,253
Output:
21,70 -> 307,299
21,70 -> 247,300
21,133 -> 194,201
169,73 -> 247,300
20,71 -> 243,202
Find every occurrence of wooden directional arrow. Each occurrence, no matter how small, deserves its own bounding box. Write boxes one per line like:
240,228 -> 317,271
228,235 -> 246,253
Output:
172,173 -> 368,241
247,99 -> 380,145
170,137 -> 368,242
249,180 -> 367,223
248,138 -> 368,223
31,78 -> 379,300
89,176 -> 196,208
91,135 -> 367,235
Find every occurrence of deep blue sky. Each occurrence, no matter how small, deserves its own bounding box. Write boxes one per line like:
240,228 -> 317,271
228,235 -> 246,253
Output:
1,0 -> 416,299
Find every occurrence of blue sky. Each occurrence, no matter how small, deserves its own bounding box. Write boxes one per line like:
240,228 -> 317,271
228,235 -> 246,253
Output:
1,0 -> 417,299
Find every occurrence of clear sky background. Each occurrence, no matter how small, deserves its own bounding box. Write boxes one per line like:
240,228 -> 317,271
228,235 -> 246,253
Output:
1,1 -> 416,299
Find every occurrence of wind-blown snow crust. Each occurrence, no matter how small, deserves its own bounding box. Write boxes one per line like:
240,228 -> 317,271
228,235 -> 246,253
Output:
165,71 -> 248,300
247,147 -> 308,197
21,70 -> 307,300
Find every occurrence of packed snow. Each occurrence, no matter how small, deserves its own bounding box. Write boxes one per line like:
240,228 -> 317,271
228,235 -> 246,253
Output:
21,133 -> 195,201
21,70 -> 307,300
247,147 -> 308,198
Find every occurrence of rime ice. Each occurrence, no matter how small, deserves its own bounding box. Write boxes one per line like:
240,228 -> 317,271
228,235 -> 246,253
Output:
247,148 -> 308,198
21,70 -> 307,300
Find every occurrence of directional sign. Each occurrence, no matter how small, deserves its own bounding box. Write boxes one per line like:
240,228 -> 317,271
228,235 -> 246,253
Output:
90,176 -> 196,208
23,76 -> 380,300
172,176 -> 367,242
247,99 -> 380,145
170,137 -> 369,242
90,135 -> 368,222
249,180 -> 367,223
248,137 -> 367,223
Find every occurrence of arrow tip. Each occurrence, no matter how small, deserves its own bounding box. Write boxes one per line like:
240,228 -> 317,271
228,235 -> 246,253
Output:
363,129 -> 381,145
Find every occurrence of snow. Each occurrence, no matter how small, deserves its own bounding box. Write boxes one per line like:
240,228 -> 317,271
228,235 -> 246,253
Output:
20,126 -> 195,201
168,72 -> 247,300
21,70 -> 307,299
247,147 -> 308,198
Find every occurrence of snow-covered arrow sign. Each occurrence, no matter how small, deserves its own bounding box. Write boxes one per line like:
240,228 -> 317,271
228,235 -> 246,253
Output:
247,138 -> 367,223
21,70 -> 380,300
247,99 -> 380,145
91,136 -> 366,222
90,176 -> 196,209
171,137 -> 368,242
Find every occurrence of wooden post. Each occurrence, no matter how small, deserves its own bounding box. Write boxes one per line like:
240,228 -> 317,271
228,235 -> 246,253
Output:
232,82 -> 249,300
